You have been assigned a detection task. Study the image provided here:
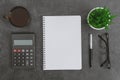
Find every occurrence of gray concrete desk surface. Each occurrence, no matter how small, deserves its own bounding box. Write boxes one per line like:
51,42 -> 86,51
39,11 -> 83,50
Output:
0,0 -> 120,80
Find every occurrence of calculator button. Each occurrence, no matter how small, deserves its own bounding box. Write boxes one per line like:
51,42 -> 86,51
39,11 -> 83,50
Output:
14,57 -> 16,59
18,60 -> 20,62
22,53 -> 25,55
18,53 -> 20,55
22,64 -> 24,66
26,50 -> 29,52
22,60 -> 25,62
17,63 -> 20,66
30,60 -> 33,62
30,53 -> 33,55
30,63 -> 33,66
18,49 -> 21,52
30,57 -> 33,59
26,60 -> 29,66
22,57 -> 24,59
18,57 -> 20,59
30,49 -> 33,52
26,57 -> 29,59
22,49 -> 25,52
13,49 -> 17,52
26,53 -> 29,56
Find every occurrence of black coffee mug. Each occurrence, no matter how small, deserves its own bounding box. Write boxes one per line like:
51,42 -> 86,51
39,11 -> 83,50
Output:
3,6 -> 30,27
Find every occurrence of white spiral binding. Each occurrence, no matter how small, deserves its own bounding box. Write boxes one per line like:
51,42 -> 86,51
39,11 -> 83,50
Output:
43,16 -> 46,70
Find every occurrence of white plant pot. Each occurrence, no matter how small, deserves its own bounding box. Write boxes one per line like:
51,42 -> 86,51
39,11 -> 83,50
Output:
87,7 -> 105,30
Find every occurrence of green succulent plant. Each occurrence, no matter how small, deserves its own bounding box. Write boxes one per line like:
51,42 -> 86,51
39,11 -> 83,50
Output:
88,7 -> 116,30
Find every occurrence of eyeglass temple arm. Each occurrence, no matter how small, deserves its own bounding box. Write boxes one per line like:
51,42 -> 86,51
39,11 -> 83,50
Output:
106,33 -> 111,69
98,35 -> 107,45
100,59 -> 111,69
100,59 -> 107,67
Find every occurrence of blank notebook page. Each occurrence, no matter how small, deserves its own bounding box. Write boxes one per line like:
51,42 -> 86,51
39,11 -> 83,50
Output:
43,16 -> 82,70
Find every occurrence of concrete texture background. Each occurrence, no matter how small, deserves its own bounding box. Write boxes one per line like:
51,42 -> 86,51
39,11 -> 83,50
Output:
0,0 -> 120,80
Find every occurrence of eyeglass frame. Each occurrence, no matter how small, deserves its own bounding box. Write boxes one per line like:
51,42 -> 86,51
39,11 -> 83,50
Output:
98,33 -> 111,69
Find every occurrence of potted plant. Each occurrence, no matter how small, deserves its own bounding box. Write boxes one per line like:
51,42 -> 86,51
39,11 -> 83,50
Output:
87,7 -> 115,30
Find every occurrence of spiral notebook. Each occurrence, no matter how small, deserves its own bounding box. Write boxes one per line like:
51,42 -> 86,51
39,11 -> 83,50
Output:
43,16 -> 82,70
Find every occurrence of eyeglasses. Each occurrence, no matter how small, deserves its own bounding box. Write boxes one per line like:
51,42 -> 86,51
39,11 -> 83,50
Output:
98,33 -> 111,69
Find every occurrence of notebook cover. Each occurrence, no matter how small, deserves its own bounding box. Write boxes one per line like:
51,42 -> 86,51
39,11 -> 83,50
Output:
43,16 -> 82,70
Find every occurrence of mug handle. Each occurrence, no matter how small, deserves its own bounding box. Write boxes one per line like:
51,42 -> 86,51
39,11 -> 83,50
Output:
3,12 -> 12,20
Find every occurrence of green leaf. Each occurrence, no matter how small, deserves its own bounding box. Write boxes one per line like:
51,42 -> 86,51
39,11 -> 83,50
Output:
88,7 -> 116,30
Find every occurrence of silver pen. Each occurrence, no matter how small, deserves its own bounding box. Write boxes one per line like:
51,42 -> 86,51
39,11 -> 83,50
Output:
89,34 -> 93,68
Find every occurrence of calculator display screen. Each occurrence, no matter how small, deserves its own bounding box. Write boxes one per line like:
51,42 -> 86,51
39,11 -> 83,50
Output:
14,40 -> 33,45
